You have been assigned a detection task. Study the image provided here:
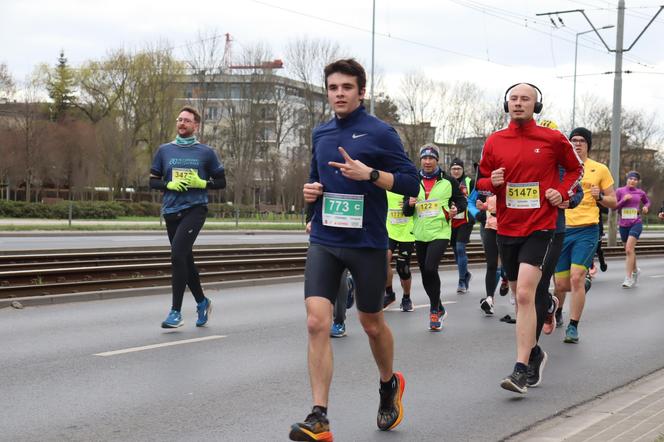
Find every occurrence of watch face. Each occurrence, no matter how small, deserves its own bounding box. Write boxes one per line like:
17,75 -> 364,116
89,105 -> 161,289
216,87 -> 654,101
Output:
370,170 -> 379,182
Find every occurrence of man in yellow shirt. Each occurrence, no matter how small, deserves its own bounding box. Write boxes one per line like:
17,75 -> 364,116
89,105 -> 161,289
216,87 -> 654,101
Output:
553,127 -> 616,343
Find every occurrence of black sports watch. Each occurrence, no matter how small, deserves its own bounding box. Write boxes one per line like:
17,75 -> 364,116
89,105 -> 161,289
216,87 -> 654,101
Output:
369,169 -> 380,183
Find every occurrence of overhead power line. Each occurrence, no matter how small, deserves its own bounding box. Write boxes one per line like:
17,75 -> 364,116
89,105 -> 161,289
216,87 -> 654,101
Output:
250,0 -> 513,66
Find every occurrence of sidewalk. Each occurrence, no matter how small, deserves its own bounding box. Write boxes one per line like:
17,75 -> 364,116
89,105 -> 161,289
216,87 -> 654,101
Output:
509,367 -> 664,441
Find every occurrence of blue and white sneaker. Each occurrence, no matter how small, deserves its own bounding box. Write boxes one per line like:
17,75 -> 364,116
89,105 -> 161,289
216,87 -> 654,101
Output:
564,324 -> 579,343
330,322 -> 347,338
196,297 -> 212,327
161,310 -> 183,328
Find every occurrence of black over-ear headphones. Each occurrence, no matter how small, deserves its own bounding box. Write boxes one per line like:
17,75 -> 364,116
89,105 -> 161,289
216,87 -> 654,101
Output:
503,83 -> 543,114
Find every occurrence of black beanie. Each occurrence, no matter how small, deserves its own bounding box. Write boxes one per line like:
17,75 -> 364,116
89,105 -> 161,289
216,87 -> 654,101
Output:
569,127 -> 592,152
450,158 -> 464,169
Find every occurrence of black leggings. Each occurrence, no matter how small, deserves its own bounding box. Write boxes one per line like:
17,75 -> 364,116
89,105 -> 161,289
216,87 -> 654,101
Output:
596,222 -> 605,264
415,239 -> 449,311
534,231 -> 565,341
165,205 -> 207,311
481,225 -> 499,297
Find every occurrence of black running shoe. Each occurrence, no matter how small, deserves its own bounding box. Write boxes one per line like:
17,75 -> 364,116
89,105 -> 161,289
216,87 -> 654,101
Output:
377,372 -> 405,431
400,296 -> 413,312
499,278 -> 509,296
480,297 -> 494,315
500,369 -> 528,394
289,411 -> 333,441
526,350 -> 548,387
383,291 -> 396,309
599,260 -> 607,272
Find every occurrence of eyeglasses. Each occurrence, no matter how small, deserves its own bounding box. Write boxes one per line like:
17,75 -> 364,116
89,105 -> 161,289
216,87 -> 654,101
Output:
176,117 -> 195,124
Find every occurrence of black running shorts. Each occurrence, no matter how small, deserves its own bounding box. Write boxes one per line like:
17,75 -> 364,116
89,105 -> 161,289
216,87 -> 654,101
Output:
305,243 -> 387,313
497,230 -> 554,282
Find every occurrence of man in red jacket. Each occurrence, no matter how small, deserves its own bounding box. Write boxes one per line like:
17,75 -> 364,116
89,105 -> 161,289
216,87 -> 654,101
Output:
477,83 -> 583,394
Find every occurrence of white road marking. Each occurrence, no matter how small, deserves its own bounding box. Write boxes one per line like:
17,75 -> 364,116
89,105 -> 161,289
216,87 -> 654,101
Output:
94,335 -> 226,357
386,301 -> 457,312
649,275 -> 664,278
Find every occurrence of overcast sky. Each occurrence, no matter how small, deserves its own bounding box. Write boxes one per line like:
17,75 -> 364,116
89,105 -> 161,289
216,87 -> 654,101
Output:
3,0 -> 663,131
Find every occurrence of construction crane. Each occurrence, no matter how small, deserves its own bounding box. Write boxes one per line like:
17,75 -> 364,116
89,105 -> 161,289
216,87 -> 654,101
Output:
223,33 -> 284,72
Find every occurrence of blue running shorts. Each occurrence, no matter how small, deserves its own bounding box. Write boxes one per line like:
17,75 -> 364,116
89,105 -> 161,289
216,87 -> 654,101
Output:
555,225 -> 599,275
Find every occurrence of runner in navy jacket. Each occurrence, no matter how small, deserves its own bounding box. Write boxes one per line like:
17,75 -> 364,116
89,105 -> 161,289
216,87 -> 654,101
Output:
291,59 -> 418,442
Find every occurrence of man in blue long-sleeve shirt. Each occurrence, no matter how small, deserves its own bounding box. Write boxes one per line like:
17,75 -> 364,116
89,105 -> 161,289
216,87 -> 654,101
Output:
289,59 -> 419,442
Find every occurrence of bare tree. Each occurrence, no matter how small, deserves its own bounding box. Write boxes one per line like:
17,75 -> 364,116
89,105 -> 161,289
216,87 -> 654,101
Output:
133,43 -> 186,174
216,43 -> 275,206
396,71 -> 443,158
284,37 -> 340,210
0,62 -> 15,101
184,29 -> 227,138
437,82 -> 487,143
10,73 -> 49,201
76,58 -> 126,123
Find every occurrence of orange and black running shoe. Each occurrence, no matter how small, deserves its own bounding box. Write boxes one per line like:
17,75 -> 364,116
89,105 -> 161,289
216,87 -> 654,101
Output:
377,371 -> 406,431
289,411 -> 333,442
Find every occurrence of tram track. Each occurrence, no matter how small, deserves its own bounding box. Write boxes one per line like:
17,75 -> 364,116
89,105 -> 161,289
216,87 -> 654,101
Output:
1,241 -> 663,298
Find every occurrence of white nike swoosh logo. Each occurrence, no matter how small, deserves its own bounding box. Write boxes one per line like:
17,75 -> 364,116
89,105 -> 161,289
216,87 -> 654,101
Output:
352,133 -> 368,139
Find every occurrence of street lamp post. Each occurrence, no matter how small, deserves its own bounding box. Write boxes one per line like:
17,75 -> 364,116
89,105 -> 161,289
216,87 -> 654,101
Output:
572,24 -> 614,128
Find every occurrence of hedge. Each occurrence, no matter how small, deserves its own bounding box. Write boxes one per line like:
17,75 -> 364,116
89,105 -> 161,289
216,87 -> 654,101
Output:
0,200 -> 161,219
0,200 -> 304,220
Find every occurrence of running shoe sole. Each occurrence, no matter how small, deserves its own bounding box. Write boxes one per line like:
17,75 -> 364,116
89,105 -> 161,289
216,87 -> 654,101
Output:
288,425 -> 334,441
527,351 -> 548,388
500,377 -> 527,394
378,371 -> 406,431
564,335 -> 579,344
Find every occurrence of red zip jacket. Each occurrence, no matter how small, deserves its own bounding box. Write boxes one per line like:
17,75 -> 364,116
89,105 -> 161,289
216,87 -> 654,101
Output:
476,119 -> 583,237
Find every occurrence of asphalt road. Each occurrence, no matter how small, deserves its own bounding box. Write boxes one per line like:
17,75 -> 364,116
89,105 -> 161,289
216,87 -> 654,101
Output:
1,257 -> 663,441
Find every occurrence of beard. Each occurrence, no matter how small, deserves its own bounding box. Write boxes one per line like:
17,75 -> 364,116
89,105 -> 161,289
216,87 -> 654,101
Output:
178,127 -> 195,138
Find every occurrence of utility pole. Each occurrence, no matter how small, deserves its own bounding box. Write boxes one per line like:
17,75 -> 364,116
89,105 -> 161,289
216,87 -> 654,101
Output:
537,3 -> 664,246
608,2 -> 626,247
370,0 -> 376,115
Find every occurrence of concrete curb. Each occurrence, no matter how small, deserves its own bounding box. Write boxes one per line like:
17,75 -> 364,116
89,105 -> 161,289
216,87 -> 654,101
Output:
0,275 -> 305,309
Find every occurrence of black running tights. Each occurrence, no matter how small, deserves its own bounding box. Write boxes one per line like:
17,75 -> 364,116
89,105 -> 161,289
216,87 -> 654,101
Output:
415,239 -> 449,311
534,231 -> 565,341
165,205 -> 207,311
481,225 -> 499,297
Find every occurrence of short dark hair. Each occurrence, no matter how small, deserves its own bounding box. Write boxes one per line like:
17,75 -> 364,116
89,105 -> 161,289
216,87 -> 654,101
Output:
179,106 -> 201,123
324,59 -> 366,91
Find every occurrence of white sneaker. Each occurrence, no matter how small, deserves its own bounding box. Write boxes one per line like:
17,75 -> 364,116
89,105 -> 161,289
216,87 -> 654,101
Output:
632,268 -> 641,285
480,297 -> 494,315
622,276 -> 634,288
